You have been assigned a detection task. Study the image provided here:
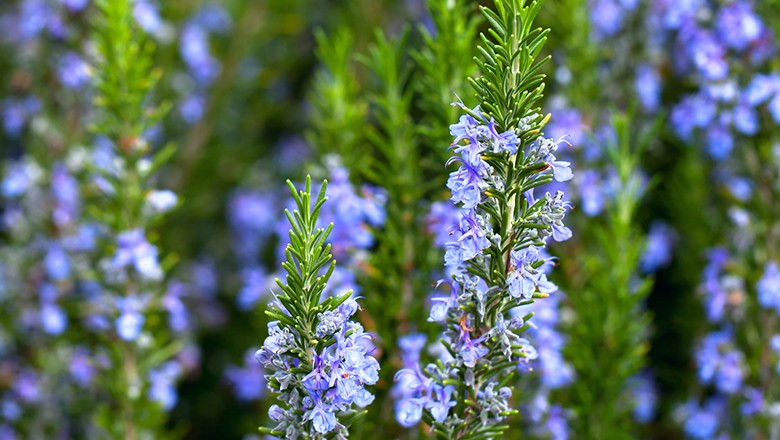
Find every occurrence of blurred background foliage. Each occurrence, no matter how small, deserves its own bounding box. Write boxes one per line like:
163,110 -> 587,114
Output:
2,0 -> 780,438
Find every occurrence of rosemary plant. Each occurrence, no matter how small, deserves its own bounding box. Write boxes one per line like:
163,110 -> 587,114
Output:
562,112 -> 655,439
395,0 -> 574,438
88,0 -> 183,437
257,177 -> 379,438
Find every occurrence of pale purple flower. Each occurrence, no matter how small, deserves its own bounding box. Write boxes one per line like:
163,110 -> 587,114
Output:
59,0 -> 88,12
44,244 -> 71,281
111,229 -> 163,281
115,298 -> 146,341
40,303 -> 67,335
716,1 -> 763,51
640,223 -> 675,273
757,262 -> 780,313
745,74 -> 780,107
57,53 -> 90,89
696,330 -> 745,394
133,0 -> 164,36
148,361 -> 182,410
179,94 -> 206,124
145,190 -> 178,213
180,23 -> 220,85
225,349 -> 265,402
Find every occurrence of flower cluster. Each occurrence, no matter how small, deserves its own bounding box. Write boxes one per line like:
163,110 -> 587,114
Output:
657,1 -> 779,160
0,155 -> 99,437
681,243 -> 780,438
177,5 -> 231,124
256,178 -> 378,438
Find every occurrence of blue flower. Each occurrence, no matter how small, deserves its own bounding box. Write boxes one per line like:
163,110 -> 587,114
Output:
715,1 -> 763,51
133,0 -> 164,36
770,94 -> 780,124
532,190 -> 572,242
40,303 -> 67,335
444,210 -> 492,267
192,4 -> 232,33
398,333 -> 427,367
304,395 -> 337,434
745,74 -> 780,106
695,330 -> 745,394
145,190 -> 178,214
635,64 -> 661,112
148,362 -> 182,410
546,107 -> 585,146
578,169 -> 606,216
640,223 -> 675,273
2,161 -> 35,198
733,102 -> 758,135
627,374 -> 657,423
111,229 -> 163,281
44,244 -> 71,281
704,124 -> 734,160
225,349 -> 265,402
530,137 -> 573,182
681,398 -> 724,440
180,23 -> 221,85
115,298 -> 146,341
51,164 -> 81,227
428,281 -> 459,322
237,267 -> 268,310
57,53 -> 90,89
69,348 -> 96,386
303,351 -> 331,392
395,398 -> 425,427
590,0 -> 625,39
428,384 -> 456,423
447,164 -> 485,209
740,387 -> 765,416
163,283 -> 189,332
680,26 -> 729,80
458,329 -> 488,368
508,246 -> 557,300
757,262 -> 780,313
59,0 -> 88,12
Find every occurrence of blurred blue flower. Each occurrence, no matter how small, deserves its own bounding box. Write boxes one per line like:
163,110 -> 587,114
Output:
681,398 -> 724,440
695,330 -> 745,394
225,349 -> 265,402
590,0 -> 625,39
59,0 -> 88,12
115,298 -> 146,341
715,1 -> 763,51
57,53 -> 90,89
111,229 -> 163,281
757,262 -> 780,313
640,223 -> 675,273
635,64 -> 661,112
148,361 -> 182,410
40,303 -> 67,335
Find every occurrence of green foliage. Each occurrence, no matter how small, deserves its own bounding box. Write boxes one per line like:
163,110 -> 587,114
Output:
92,0 -> 167,145
89,0 -> 172,233
469,0 -> 549,133
412,0 -> 482,162
267,177 -> 345,345
562,112 -> 655,439
308,28 -> 368,170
